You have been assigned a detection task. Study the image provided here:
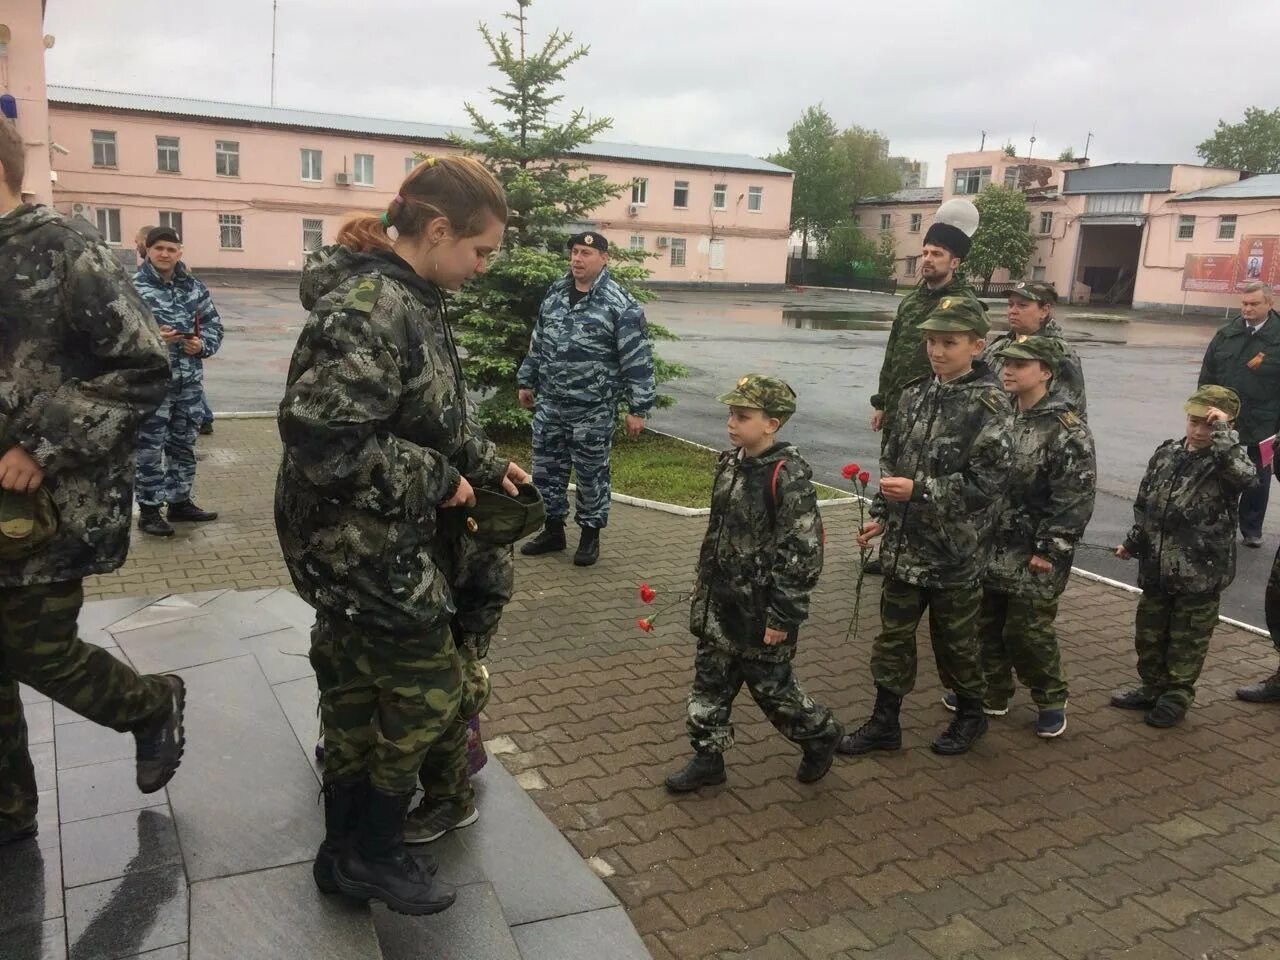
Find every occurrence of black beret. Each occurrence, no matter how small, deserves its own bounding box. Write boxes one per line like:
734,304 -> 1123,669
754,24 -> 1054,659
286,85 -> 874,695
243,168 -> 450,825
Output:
145,226 -> 182,247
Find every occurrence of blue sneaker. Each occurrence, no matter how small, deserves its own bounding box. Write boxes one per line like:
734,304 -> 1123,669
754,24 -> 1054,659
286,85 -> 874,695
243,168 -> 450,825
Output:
1035,707 -> 1067,738
941,691 -> 1008,716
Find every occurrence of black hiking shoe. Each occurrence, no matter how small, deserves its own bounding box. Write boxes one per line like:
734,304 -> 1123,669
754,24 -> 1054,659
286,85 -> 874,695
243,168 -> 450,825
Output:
836,687 -> 902,755
664,753 -> 726,792
134,675 -> 186,793
797,725 -> 843,783
1110,688 -> 1158,710
1144,699 -> 1187,728
520,519 -> 566,556
137,506 -> 174,537
168,500 -> 218,522
1237,669 -> 1280,703
573,527 -> 600,566
931,696 -> 988,755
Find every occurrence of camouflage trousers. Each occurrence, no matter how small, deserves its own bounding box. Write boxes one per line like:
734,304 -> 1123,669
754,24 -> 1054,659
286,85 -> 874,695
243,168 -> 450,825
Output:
1133,591 -> 1220,709
416,643 -> 492,808
135,374 -> 203,507
871,577 -> 985,700
977,589 -> 1068,709
1264,542 -> 1280,652
686,640 -> 839,754
531,401 -> 614,529
310,613 -> 462,796
0,580 -> 168,828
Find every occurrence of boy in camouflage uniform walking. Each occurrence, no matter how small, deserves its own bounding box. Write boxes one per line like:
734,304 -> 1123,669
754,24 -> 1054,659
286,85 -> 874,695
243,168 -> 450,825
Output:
1112,385 -> 1255,727
665,376 -> 843,792
0,122 -> 187,845
943,336 -> 1096,738
837,297 -> 1012,757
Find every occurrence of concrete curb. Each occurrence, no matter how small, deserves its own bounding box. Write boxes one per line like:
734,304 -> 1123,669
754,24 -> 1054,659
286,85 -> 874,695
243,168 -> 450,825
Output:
1068,565 -> 1269,638
211,411 -> 277,420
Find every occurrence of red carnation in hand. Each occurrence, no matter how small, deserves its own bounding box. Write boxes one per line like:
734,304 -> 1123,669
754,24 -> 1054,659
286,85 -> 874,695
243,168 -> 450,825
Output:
639,583 -> 656,604
636,617 -> 654,633
858,470 -> 871,485
841,462 -> 860,480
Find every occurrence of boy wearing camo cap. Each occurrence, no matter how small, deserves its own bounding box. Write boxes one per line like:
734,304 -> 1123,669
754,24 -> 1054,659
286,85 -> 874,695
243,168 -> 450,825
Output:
665,375 -> 843,792
1111,385 -> 1255,727
941,336 -> 1096,739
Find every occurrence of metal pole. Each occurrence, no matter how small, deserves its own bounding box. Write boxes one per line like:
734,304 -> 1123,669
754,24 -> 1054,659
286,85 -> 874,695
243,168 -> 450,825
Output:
1083,131 -> 1093,159
270,0 -> 279,107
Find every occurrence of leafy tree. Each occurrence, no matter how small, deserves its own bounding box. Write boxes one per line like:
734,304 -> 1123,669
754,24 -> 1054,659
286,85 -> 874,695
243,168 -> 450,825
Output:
448,0 -> 682,430
1058,147 -> 1076,162
767,105 -> 845,280
1003,142 -> 1018,157
1197,106 -> 1280,173
821,221 -> 877,269
834,126 -> 900,208
874,232 -> 896,278
965,184 -> 1036,293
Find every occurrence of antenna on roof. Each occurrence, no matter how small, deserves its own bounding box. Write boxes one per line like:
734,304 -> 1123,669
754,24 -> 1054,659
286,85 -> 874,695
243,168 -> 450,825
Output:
1083,131 -> 1093,160
979,130 -> 987,151
270,0 -> 279,107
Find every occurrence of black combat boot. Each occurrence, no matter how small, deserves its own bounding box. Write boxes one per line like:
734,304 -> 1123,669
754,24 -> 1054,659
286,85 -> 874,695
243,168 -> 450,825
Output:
1237,667 -> 1280,703
836,687 -> 902,755
167,500 -> 218,522
664,752 -> 726,792
520,518 -> 566,556
796,723 -> 844,783
314,777 -> 367,895
333,788 -> 456,916
133,675 -> 186,793
137,506 -> 174,537
931,696 -> 988,755
573,526 -> 600,566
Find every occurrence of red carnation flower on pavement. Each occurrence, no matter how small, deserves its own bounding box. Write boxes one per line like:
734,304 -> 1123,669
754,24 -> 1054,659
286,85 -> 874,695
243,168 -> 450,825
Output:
637,617 -> 654,632
841,462 -> 860,480
639,583 -> 656,604
858,470 -> 871,486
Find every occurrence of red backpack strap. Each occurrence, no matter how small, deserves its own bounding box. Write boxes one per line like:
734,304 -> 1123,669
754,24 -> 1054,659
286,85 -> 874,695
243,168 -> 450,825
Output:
770,460 -> 785,508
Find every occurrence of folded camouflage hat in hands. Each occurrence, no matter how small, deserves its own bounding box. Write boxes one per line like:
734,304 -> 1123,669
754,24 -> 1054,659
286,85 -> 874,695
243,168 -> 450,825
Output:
443,482 -> 546,545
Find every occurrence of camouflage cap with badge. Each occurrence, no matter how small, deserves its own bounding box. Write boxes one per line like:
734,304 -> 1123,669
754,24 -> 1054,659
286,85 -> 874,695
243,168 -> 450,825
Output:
919,296 -> 991,336
717,374 -> 798,425
1009,280 -> 1058,304
995,334 -> 1063,375
442,482 -> 546,546
1185,384 -> 1241,421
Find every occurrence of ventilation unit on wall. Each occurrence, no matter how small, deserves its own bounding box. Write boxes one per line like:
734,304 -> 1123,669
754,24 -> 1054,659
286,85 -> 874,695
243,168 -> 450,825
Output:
70,202 -> 94,220
334,172 -> 351,186
656,236 -> 669,248
627,204 -> 639,216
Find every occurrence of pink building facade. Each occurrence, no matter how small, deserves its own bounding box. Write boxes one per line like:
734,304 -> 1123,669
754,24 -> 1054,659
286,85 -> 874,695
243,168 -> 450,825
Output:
42,85 -> 791,285
2,0 -> 53,203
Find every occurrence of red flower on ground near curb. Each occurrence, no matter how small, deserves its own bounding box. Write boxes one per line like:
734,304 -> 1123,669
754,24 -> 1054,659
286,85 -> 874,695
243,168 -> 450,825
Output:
639,583 -> 656,604
637,617 -> 654,632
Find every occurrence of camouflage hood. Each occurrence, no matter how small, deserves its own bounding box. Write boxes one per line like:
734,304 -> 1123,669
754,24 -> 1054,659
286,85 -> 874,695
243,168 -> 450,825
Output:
300,243 -> 443,314
0,202 -> 62,243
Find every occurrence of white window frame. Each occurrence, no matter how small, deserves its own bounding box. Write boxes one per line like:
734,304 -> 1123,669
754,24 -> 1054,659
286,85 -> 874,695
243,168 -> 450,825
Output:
629,235 -> 645,250
1038,211 -> 1053,235
405,156 -> 419,175
215,140 -> 240,177
219,214 -> 244,250
94,207 -> 121,244
879,213 -> 892,231
1032,265 -> 1047,281
712,183 -> 727,210
158,210 -> 183,240
302,218 -> 324,253
1003,166 -> 1019,187
353,153 -> 375,187
91,130 -> 117,168
909,213 -> 922,233
747,185 -> 763,212
301,148 -> 323,182
1177,215 -> 1196,241
669,237 -> 687,267
673,180 -> 690,209
1217,215 -> 1237,241
952,166 -> 991,195
156,136 -> 180,173
631,178 -> 648,205
905,255 -> 918,277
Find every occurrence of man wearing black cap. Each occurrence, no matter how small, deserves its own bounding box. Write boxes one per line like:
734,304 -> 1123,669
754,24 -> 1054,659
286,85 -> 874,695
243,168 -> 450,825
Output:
132,227 -> 224,537
517,232 -> 656,566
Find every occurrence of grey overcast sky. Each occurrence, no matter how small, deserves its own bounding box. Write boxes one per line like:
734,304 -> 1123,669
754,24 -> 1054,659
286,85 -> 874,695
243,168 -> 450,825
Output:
44,0 -> 1279,184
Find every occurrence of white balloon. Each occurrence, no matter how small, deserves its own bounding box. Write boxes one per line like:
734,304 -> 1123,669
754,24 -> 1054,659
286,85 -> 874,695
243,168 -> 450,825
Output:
933,198 -> 980,237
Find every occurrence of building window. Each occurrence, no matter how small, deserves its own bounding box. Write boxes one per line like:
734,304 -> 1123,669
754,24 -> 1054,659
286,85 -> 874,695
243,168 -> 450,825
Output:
1032,265 -> 1047,280
952,166 -> 991,195
747,186 -> 763,212
905,256 -> 918,277
301,149 -> 323,182
354,153 -> 374,186
158,210 -> 183,240
156,136 -> 180,173
909,213 -> 922,233
713,183 -> 727,210
1218,215 -> 1237,241
670,238 -> 687,267
709,239 -> 726,270
91,130 -> 117,168
1038,212 -> 1053,235
1177,215 -> 1196,240
216,141 -> 240,177
94,208 -> 121,244
880,213 -> 892,230
630,235 -> 645,250
1003,167 -> 1019,187
631,178 -> 648,205
405,156 -> 418,175
219,214 -> 243,250
673,180 -> 689,209
302,218 -> 324,252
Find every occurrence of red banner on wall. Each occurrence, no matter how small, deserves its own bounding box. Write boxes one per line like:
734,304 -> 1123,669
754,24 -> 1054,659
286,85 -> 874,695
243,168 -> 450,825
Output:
1235,235 -> 1280,289
1182,254 -> 1238,292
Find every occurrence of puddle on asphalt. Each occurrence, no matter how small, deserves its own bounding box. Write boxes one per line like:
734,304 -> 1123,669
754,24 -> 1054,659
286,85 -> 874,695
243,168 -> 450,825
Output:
781,309 -> 897,330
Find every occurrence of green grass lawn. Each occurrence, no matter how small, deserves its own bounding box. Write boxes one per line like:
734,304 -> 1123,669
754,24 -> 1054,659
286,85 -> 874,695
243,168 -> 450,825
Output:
492,430 -> 850,509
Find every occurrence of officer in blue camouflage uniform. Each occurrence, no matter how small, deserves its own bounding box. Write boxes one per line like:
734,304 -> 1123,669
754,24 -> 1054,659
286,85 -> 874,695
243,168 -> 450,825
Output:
518,232 -> 656,566
0,124 -> 187,846
132,227 -> 224,537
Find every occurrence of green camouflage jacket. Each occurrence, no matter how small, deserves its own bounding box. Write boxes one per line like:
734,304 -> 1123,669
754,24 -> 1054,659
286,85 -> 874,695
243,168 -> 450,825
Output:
871,275 -> 983,422
873,365 -> 1013,589
0,205 -> 168,587
689,443 -> 823,662
980,317 -> 1088,418
1123,424 -> 1256,595
985,395 -> 1097,599
276,245 -> 509,635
